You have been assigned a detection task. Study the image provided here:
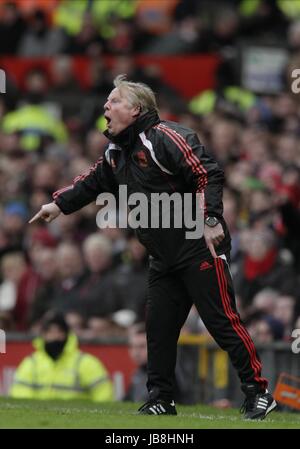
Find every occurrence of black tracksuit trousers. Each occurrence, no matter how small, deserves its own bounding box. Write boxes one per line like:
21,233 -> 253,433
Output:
146,255 -> 268,401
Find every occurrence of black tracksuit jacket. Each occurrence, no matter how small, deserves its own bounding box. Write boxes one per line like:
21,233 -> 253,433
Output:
53,110 -> 231,271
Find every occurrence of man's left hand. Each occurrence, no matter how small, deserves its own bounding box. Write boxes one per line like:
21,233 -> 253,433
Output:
204,223 -> 225,259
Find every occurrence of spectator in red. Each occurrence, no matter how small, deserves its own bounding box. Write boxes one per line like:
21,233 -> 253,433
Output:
234,228 -> 298,308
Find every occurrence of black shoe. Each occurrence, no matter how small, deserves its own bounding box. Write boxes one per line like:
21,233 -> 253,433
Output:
138,399 -> 177,415
241,384 -> 277,420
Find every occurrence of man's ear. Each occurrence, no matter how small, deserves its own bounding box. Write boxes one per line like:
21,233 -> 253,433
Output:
132,105 -> 141,118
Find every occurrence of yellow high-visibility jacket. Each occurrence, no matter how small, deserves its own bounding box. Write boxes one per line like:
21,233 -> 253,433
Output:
10,333 -> 114,402
53,0 -> 136,38
2,105 -> 68,151
240,0 -> 300,19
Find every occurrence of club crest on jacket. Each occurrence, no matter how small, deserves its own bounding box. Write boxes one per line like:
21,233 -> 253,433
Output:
135,150 -> 148,168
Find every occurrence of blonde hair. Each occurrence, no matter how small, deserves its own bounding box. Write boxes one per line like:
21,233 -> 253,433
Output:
113,74 -> 158,113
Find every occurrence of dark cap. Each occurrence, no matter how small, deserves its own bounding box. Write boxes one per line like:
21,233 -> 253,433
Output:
41,310 -> 69,334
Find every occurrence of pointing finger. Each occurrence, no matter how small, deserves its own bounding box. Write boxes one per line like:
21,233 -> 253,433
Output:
29,210 -> 42,224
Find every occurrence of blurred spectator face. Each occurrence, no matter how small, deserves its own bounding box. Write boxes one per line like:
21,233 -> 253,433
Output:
253,320 -> 273,344
213,10 -> 239,39
240,127 -> 269,152
245,230 -> 275,260
86,130 -> 108,160
210,120 -> 239,158
27,227 -> 57,267
1,252 -> 26,283
29,190 -> 51,213
226,161 -> 252,191
5,150 -> 30,180
2,133 -> 21,156
104,86 -> 140,136
83,234 -> 112,273
65,311 -> 84,336
64,137 -> 84,159
34,247 -> 57,281
84,245 -> 111,273
178,17 -> 199,42
276,135 -> 299,164
86,317 -> 115,338
252,289 -> 278,315
258,162 -> 282,191
273,296 -> 295,327
273,94 -> 297,118
128,331 -> 147,367
245,140 -> 270,165
51,56 -> 74,86
24,69 -> 48,101
56,243 -> 83,280
32,162 -> 59,191
3,203 -> 27,235
249,190 -> 271,214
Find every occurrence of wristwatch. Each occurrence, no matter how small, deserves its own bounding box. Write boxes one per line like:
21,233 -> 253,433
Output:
205,216 -> 220,227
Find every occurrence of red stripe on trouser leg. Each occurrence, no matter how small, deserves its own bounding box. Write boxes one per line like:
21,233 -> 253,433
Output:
215,258 -> 265,385
215,258 -> 261,376
218,259 -> 268,389
215,258 -> 268,390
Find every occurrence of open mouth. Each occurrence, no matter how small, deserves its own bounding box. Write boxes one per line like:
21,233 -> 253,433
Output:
104,115 -> 111,126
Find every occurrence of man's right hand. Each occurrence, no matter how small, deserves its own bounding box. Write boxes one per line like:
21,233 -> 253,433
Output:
29,202 -> 62,224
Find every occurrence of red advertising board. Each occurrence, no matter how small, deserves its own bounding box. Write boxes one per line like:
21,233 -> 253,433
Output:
0,54 -> 219,99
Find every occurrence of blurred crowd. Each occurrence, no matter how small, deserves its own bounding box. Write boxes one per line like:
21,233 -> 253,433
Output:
0,0 -> 300,349
1,0 -> 300,56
